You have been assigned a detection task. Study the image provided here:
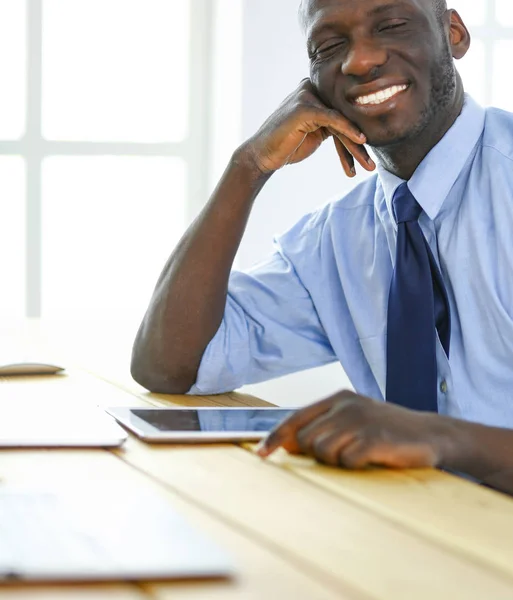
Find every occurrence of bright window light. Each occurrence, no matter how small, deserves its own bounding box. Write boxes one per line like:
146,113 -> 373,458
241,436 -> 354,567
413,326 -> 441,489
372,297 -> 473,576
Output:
496,0 -> 513,26
42,156 -> 186,319
457,39 -> 486,106
492,41 -> 513,111
0,0 -> 26,140
0,157 -> 25,317
451,0 -> 486,27
42,0 -> 190,142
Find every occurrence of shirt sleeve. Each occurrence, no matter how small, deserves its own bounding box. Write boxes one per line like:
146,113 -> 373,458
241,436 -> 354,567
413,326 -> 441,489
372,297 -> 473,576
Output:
187,242 -> 337,395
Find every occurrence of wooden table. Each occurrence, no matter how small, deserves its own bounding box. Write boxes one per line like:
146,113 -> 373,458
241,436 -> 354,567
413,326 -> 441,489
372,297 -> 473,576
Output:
2,320 -> 513,599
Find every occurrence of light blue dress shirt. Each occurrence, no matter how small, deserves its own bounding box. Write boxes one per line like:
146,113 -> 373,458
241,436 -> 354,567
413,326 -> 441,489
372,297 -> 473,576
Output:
189,96 -> 513,429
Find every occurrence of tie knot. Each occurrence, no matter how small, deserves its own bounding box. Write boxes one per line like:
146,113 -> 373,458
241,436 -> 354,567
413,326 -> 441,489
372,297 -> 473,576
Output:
392,182 -> 421,224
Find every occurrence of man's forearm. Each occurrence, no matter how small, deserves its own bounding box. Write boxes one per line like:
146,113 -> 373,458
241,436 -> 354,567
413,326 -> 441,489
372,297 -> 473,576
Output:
438,416 -> 513,494
130,79 -> 372,394
131,149 -> 270,394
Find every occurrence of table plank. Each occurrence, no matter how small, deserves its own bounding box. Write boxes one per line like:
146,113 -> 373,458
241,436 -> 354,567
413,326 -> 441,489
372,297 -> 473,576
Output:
114,437 -> 513,600
0,318 -> 273,411
85,368 -> 273,408
0,370 -> 149,409
0,449 -> 347,600
0,441 -> 152,599
0,318 -> 271,410
131,389 -> 273,409
258,451 -> 513,582
0,585 -> 146,600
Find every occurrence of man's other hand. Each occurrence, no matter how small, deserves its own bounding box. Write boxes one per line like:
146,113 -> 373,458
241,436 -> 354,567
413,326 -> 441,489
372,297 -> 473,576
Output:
239,79 -> 376,179
257,390 -> 448,470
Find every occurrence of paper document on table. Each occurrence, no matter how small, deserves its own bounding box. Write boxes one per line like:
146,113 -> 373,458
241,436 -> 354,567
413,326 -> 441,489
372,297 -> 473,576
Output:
0,405 -> 127,448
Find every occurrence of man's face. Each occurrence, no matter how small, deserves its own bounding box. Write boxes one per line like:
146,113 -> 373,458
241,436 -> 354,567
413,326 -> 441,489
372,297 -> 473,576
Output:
304,0 -> 461,147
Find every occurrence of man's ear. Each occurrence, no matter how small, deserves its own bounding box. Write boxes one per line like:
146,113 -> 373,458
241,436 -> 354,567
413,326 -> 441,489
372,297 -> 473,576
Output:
448,9 -> 471,60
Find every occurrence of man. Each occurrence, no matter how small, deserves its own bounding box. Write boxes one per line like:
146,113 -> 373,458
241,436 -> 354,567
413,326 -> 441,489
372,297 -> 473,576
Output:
131,0 -> 513,494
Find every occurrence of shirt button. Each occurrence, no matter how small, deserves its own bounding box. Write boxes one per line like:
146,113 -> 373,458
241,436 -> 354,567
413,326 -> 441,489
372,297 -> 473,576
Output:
440,380 -> 448,394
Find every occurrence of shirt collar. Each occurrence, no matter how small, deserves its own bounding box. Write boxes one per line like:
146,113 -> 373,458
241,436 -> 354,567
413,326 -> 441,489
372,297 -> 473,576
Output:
377,94 -> 486,222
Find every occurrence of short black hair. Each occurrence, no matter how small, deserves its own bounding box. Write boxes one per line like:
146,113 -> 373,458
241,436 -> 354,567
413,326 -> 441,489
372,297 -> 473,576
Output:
299,0 -> 448,31
433,0 -> 448,20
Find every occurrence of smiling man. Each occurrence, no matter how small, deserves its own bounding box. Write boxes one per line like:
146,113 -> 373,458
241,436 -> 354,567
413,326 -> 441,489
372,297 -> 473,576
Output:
131,0 -> 513,493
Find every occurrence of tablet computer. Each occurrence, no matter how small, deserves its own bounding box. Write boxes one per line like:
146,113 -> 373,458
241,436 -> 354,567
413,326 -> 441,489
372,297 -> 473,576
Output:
106,407 -> 296,443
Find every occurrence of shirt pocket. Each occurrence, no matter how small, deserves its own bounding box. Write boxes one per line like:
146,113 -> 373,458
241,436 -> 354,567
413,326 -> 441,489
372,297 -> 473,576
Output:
358,334 -> 386,399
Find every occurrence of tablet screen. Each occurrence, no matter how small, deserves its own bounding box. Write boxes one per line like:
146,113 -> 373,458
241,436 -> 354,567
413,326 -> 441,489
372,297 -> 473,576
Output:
129,409 -> 295,433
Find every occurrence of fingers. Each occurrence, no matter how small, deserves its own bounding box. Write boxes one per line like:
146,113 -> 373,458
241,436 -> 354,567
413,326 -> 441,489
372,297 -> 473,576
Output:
307,110 -> 365,146
328,127 -> 375,172
296,410 -> 349,455
257,390 -> 359,458
296,79 -> 367,146
339,437 -> 438,470
338,437 -> 370,469
252,77 -> 375,174
295,399 -> 366,462
311,429 -> 357,466
333,136 -> 356,178
257,384 -> 438,471
327,115 -> 366,146
340,136 -> 376,172
256,396 -> 337,458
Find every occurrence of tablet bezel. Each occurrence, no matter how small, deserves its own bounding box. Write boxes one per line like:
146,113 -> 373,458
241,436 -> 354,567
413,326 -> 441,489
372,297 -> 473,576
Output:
106,406 -> 296,443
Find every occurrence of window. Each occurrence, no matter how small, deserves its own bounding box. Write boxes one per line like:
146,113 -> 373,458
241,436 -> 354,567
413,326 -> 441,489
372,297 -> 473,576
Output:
0,0 -> 214,321
2,0 -> 510,323
453,0 -> 513,109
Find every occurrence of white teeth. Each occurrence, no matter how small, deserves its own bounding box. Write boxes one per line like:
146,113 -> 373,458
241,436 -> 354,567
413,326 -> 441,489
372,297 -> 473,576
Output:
355,84 -> 408,106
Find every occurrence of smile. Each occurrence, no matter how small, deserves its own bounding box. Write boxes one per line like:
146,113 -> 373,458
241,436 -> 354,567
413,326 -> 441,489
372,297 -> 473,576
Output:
354,84 -> 409,106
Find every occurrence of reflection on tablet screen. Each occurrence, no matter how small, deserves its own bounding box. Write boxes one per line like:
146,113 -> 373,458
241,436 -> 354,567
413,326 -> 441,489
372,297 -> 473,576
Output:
131,409 -> 295,433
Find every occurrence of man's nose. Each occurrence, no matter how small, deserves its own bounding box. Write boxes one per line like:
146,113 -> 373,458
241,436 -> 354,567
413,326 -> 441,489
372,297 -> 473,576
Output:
341,39 -> 387,78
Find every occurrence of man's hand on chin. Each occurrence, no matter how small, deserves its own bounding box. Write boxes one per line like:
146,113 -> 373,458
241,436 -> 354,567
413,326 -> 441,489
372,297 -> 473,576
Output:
256,390 -> 453,470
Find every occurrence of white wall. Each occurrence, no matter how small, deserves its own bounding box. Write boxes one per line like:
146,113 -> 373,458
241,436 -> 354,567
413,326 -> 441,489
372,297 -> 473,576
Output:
235,0 -> 373,406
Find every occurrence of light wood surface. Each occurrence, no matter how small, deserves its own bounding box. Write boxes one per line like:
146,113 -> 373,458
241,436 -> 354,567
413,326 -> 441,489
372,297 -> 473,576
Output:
1,321 -> 513,599
267,453 -> 513,580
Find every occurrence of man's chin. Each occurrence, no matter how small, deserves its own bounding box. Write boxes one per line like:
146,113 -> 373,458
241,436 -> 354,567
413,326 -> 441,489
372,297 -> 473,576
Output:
363,126 -> 419,150
359,108 -> 432,149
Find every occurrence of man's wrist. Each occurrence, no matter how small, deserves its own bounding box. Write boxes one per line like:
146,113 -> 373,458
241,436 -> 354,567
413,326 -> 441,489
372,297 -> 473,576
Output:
231,143 -> 274,183
423,412 -> 468,469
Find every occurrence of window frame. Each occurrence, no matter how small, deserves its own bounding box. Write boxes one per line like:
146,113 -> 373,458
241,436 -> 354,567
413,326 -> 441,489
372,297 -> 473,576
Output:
0,0 -> 215,317
468,0 -> 513,106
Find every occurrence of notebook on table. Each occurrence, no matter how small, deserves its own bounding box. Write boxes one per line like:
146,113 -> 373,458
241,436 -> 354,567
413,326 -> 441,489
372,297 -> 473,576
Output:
0,486 -> 234,582
0,405 -> 127,448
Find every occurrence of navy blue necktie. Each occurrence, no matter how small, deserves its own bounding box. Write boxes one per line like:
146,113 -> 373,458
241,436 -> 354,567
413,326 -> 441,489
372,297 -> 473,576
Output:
386,183 -> 451,412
